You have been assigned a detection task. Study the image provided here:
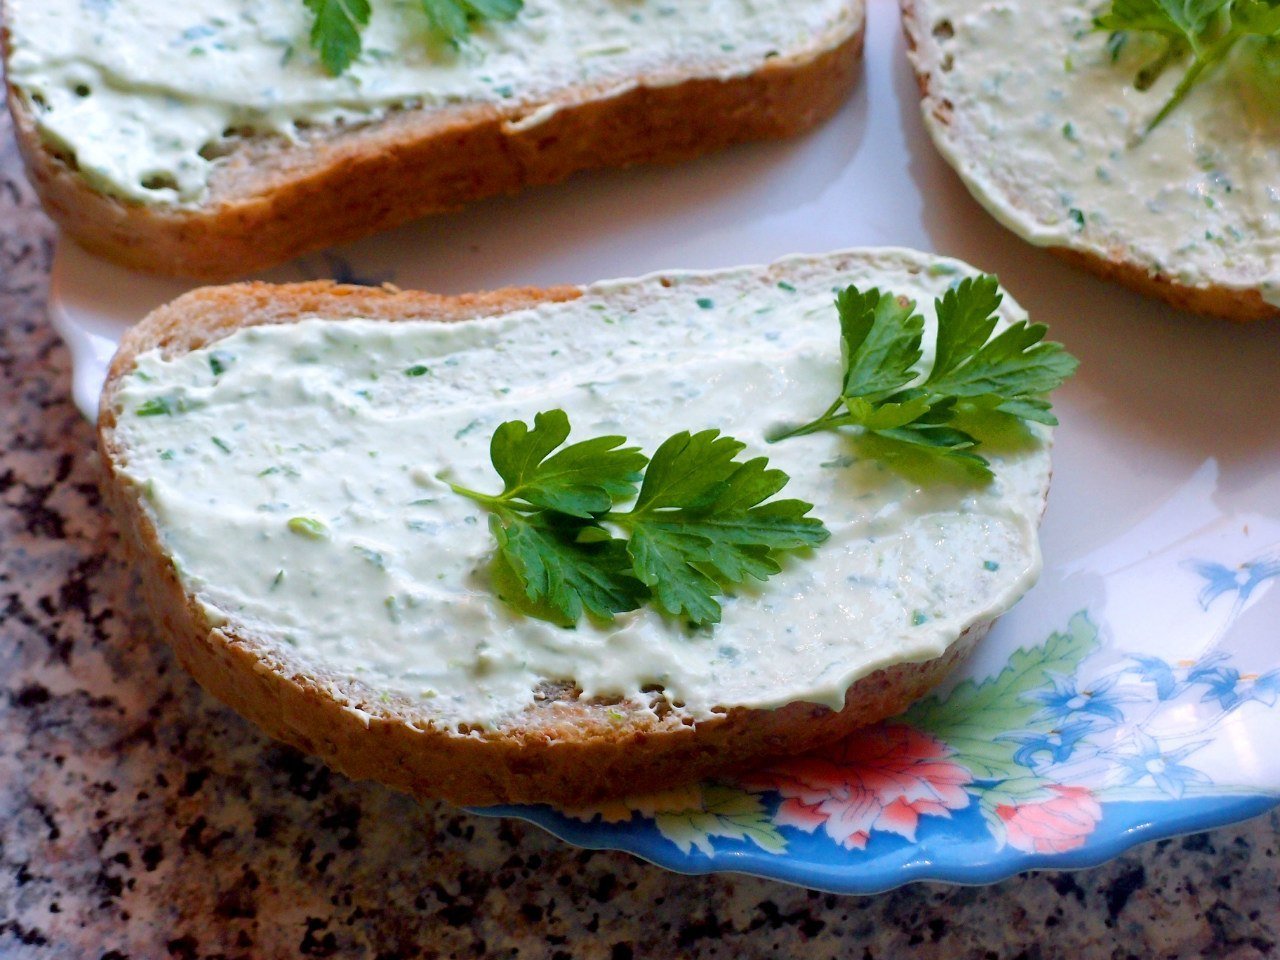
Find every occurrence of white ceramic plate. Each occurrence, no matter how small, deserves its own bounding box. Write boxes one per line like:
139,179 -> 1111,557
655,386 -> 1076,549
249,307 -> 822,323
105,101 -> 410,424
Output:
50,0 -> 1280,892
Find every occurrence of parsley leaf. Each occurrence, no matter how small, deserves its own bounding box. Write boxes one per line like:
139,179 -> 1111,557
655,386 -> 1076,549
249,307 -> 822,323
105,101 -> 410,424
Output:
836,287 -> 924,401
421,0 -> 522,43
489,512 -> 646,623
452,413 -> 829,626
615,431 -> 830,623
304,0 -> 372,76
305,0 -> 523,75
1095,0 -> 1280,132
488,409 -> 647,518
769,276 -> 1077,480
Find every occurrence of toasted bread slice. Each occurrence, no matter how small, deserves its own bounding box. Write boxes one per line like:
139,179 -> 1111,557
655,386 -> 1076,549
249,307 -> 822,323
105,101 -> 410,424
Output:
901,0 -> 1280,322
97,249 -> 1053,806
4,0 -> 863,281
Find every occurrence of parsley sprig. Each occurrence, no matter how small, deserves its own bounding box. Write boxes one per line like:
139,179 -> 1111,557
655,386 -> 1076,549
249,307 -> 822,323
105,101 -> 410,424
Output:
304,0 -> 524,76
1096,0 -> 1280,133
449,410 -> 830,627
768,276 -> 1077,479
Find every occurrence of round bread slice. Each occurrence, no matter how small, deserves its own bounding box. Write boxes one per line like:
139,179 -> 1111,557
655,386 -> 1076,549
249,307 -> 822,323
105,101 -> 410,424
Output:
3,0 -> 863,281
97,249 -> 1055,806
901,0 -> 1280,322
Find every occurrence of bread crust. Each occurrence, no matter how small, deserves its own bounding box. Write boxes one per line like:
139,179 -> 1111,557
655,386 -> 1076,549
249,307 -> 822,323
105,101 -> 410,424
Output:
5,8 -> 864,281
98,278 -> 1002,807
899,0 -> 1278,323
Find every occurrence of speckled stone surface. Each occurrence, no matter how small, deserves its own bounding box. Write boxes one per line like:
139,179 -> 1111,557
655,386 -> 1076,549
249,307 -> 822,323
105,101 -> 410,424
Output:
0,109 -> 1277,960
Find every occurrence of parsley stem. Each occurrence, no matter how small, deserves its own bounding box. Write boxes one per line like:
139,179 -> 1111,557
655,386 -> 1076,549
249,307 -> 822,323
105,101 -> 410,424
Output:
765,398 -> 845,443
1144,29 -> 1238,135
446,482 -> 513,512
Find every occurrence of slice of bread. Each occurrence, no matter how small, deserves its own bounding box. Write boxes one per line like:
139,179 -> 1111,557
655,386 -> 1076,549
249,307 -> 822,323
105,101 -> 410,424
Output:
901,0 -> 1280,322
3,0 -> 863,281
97,249 -> 1054,806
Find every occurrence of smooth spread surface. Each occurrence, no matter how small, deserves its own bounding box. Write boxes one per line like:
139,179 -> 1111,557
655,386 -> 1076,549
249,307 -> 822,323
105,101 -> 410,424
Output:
912,0 -> 1280,305
110,252 -> 1050,730
6,0 -> 855,205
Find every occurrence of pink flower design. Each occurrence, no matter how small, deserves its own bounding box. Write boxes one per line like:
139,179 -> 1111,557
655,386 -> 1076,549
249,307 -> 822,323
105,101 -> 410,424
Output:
996,785 -> 1102,854
742,724 -> 973,850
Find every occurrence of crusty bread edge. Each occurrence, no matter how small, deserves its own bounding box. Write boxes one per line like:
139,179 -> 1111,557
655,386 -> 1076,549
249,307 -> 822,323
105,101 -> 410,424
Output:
898,0 -> 1278,323
7,8 -> 864,282
98,278 -> 999,807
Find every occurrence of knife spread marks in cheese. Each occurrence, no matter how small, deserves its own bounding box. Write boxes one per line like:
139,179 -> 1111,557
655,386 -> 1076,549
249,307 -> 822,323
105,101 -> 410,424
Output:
911,0 -> 1280,306
5,0 -> 857,205
110,251 -> 1051,730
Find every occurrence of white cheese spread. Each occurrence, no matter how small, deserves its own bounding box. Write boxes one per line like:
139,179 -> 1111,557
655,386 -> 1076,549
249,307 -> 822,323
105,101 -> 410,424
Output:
110,250 -> 1052,730
912,0 -> 1280,305
6,0 -> 857,205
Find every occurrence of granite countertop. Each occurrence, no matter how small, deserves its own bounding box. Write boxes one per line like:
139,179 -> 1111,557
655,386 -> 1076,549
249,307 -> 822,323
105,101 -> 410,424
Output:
1,109 -> 1277,960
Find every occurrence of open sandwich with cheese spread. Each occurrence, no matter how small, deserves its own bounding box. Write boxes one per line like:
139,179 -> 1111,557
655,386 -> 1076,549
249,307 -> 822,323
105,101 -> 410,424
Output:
97,248 -> 1076,805
903,0 -> 1280,321
3,0 -> 864,279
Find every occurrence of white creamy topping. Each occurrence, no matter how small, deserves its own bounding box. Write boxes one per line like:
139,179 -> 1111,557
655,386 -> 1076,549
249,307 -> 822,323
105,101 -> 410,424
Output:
914,0 -> 1280,304
6,0 -> 856,205
111,251 -> 1051,730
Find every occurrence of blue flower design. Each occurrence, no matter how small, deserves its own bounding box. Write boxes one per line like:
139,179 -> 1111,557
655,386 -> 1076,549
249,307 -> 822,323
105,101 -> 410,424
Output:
1249,670 -> 1280,707
1025,673 -> 1133,725
1184,652 -> 1229,684
1185,555 -> 1280,610
1110,730 -> 1210,800
1125,654 -> 1180,700
1003,719 -> 1097,769
1193,665 -> 1247,710
1192,666 -> 1280,710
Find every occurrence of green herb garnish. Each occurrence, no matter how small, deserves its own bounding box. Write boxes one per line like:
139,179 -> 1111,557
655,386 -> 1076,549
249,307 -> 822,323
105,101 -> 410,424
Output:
209,351 -> 233,377
1095,0 -> 1280,133
304,0 -> 523,76
449,410 -> 829,626
287,516 -> 329,539
768,276 -> 1077,480
136,396 -> 181,417
304,0 -> 371,76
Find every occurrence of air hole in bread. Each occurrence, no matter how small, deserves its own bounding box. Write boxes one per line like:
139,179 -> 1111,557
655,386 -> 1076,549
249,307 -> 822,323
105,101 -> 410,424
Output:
200,126 -> 257,162
140,172 -> 180,192
533,679 -> 580,702
199,141 -> 231,162
74,84 -> 91,98
932,19 -> 955,40
940,53 -> 954,72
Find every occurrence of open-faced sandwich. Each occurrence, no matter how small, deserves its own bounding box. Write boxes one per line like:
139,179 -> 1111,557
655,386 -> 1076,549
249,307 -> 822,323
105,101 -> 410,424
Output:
3,0 -> 864,279
903,0 -> 1280,321
96,248 -> 1076,805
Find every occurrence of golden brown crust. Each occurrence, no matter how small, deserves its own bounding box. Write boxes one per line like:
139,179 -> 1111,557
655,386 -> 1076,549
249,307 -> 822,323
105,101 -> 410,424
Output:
898,0 -> 1278,324
98,278 -> 998,807
7,11 -> 864,281
1044,247 -> 1278,322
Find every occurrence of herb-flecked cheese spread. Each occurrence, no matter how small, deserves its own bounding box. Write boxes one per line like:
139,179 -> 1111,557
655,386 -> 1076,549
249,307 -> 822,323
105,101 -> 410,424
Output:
110,251 -> 1052,731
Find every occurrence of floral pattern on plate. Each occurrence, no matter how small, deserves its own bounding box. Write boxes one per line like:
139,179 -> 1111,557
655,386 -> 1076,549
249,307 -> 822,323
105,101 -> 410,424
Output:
484,551 -> 1280,890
